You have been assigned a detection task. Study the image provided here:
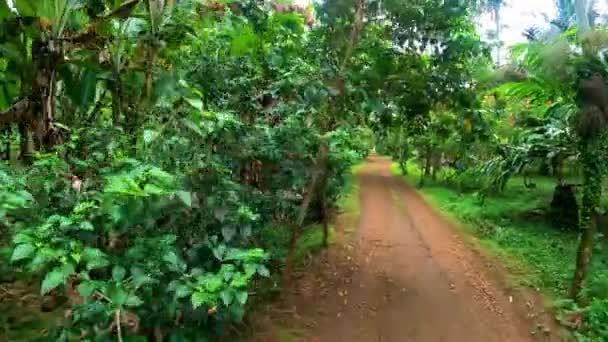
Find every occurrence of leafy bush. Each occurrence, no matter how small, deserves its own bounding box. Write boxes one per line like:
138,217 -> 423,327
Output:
2,147 -> 270,339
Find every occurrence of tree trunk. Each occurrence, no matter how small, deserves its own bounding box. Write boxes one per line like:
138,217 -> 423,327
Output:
143,47 -> 157,105
322,206 -> 330,248
552,157 -> 564,185
320,171 -> 330,248
2,130 -> 9,161
283,222 -> 301,287
398,126 -> 408,174
539,160 -> 550,176
575,0 -> 591,34
570,8 -> 600,298
31,39 -> 60,152
418,170 -> 425,187
111,62 -> 122,126
340,0 -> 365,72
570,141 -> 604,299
283,140 -> 329,287
494,7 -> 502,66
424,146 -> 432,177
431,152 -> 441,181
399,161 -> 408,175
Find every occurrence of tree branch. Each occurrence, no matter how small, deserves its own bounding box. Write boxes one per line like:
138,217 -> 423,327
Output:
0,98 -> 33,127
340,0 -> 366,72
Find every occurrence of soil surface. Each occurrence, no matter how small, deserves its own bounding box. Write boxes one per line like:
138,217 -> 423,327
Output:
257,157 -> 562,342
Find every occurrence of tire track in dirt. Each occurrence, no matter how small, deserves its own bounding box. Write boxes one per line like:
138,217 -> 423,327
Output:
270,157 -> 560,342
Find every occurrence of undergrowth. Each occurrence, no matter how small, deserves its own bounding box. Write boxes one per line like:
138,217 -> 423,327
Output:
259,164 -> 361,272
252,164 -> 362,341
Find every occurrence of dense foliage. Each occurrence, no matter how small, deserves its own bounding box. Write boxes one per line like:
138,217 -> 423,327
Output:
0,0 -> 488,340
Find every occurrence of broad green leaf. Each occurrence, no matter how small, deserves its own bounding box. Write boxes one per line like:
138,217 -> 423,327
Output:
176,191 -> 192,207
79,221 -> 94,231
212,244 -> 226,261
203,275 -> 222,292
257,265 -> 270,278
0,43 -> 26,67
11,243 -> 36,262
125,294 -> 144,307
112,265 -> 126,282
82,247 -> 110,270
58,216 -> 73,228
106,284 -> 128,306
230,273 -> 249,288
220,290 -> 233,306
191,291 -> 213,309
235,291 -> 248,305
77,281 -> 98,297
14,0 -> 37,17
77,69 -> 98,111
0,2 -> 11,20
41,268 -> 65,294
30,248 -> 58,271
146,167 -> 175,187
163,251 -> 185,271
185,97 -> 203,111
131,267 -> 155,288
143,183 -> 165,195
229,23 -> 259,56
13,233 -> 33,245
244,263 -> 257,277
182,118 -> 204,137
175,284 -> 192,299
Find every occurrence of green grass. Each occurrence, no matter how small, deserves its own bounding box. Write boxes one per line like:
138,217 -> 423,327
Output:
337,164 -> 362,234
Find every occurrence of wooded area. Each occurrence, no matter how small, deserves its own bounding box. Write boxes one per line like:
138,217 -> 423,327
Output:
2,0 -> 608,340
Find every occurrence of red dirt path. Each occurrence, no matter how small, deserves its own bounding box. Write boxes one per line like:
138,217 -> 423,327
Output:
258,157 -> 562,342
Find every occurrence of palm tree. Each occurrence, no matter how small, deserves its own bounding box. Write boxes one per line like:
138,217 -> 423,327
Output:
487,0 -> 504,65
575,0 -> 591,33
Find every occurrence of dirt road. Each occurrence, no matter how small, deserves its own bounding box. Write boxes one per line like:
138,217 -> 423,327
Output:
282,157 -> 558,342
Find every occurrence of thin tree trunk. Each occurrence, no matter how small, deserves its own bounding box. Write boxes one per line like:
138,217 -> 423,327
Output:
495,8 -> 501,66
2,130 -> 9,161
424,146 -> 432,177
340,0 -> 365,72
320,171 -> 330,248
143,47 -> 157,104
19,122 -> 34,163
283,223 -> 301,287
570,142 -> 604,299
575,0 -> 591,34
552,157 -> 564,185
570,0 -> 600,299
284,140 -> 329,286
111,63 -> 122,126
431,152 -> 441,181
